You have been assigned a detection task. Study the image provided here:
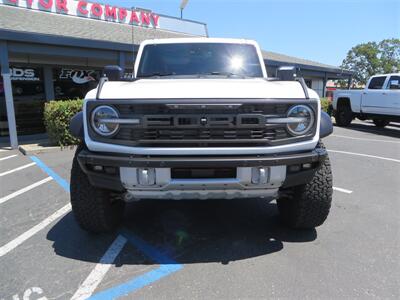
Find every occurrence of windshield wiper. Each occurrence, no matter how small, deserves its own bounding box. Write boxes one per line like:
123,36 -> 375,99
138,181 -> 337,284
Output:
139,72 -> 176,78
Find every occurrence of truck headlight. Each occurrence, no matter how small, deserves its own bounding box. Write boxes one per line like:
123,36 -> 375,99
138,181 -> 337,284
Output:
286,105 -> 314,136
91,105 -> 120,136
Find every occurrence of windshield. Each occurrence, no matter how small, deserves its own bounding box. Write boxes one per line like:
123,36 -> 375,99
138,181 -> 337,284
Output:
136,43 -> 264,78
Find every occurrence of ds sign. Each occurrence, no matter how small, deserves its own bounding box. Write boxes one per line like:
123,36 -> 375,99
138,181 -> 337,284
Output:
10,68 -> 40,81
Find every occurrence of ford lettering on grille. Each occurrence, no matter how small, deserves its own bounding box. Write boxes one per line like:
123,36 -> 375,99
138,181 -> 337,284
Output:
142,114 -> 266,128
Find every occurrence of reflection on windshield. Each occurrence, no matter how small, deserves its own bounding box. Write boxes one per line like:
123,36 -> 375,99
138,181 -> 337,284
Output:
230,56 -> 244,70
137,43 -> 264,78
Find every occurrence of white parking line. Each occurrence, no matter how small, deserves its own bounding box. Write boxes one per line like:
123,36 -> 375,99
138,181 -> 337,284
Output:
0,154 -> 18,161
71,235 -> 128,300
328,150 -> 400,163
0,162 -> 36,177
333,187 -> 353,194
0,177 -> 53,205
331,134 -> 400,144
0,203 -> 71,257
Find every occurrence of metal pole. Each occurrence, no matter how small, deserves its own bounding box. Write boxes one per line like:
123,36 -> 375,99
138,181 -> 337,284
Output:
180,8 -> 183,19
322,72 -> 327,98
0,41 -> 18,149
43,66 -> 54,101
2,74 -> 18,149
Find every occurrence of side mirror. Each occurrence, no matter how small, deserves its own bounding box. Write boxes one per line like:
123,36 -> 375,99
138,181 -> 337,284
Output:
103,65 -> 123,81
276,66 -> 297,81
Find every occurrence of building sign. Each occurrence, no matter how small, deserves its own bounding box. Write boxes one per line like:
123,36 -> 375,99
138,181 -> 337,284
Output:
0,0 -> 160,27
0,0 -> 208,36
10,68 -> 41,81
53,67 -> 99,99
59,69 -> 96,84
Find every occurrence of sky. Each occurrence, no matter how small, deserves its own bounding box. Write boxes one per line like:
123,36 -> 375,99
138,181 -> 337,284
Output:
101,0 -> 399,67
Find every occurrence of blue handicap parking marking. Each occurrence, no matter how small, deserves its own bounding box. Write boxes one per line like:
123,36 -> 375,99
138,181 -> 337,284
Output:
88,265 -> 182,300
30,156 -> 70,192
89,229 -> 183,299
29,155 -> 183,298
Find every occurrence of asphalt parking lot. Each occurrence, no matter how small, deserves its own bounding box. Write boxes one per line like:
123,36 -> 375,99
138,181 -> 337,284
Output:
1,120 -> 399,300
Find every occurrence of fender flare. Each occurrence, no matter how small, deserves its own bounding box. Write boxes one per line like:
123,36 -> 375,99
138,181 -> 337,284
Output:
320,111 -> 333,138
69,111 -> 84,139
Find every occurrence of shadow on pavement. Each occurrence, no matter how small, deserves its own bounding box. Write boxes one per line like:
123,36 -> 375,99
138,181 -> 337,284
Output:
47,200 -> 317,265
334,122 -> 400,139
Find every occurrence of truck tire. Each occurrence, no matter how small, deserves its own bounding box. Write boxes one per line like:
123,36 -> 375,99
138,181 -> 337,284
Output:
70,146 -> 125,233
373,119 -> 389,128
335,102 -> 353,127
277,143 -> 333,229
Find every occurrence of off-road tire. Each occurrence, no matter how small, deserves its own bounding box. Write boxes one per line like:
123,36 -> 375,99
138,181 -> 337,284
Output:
373,119 -> 389,128
70,146 -> 125,233
277,143 -> 333,229
335,103 -> 353,127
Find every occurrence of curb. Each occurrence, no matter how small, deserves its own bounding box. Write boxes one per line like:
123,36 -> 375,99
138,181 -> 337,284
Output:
19,144 -> 77,155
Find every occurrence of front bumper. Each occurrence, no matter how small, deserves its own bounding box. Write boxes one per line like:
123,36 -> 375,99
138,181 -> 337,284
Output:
77,147 -> 328,196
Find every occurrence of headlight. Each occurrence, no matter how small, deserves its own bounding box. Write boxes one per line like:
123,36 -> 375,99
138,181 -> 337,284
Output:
286,105 -> 314,136
91,105 -> 119,136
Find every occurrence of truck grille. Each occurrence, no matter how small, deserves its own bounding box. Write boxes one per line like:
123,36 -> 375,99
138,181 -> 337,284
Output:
87,100 -> 317,147
115,127 -> 289,146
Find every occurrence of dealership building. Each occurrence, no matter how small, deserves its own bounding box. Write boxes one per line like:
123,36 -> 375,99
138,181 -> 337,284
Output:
0,0 -> 352,148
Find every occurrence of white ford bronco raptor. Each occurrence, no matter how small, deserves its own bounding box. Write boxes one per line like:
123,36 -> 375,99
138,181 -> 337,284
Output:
69,38 -> 334,233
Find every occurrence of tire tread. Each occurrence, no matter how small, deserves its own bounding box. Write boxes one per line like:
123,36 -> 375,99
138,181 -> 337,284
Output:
277,142 -> 333,229
70,147 -> 124,233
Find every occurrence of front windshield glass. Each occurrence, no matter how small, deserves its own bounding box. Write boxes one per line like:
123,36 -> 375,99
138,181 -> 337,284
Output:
136,43 -> 264,78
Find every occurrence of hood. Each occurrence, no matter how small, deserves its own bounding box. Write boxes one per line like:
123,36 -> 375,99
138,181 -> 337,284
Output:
95,78 -> 309,99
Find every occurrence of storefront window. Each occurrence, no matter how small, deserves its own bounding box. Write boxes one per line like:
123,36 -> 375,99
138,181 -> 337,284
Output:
53,68 -> 100,100
13,67 -> 46,135
0,67 -> 46,136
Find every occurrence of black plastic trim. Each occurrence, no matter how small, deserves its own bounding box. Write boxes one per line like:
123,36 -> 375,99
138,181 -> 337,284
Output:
320,111 -> 333,138
282,168 -> 318,188
77,148 -> 327,169
69,112 -> 84,139
77,148 -> 327,191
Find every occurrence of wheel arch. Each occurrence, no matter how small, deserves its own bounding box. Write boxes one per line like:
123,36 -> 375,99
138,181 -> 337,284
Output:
337,97 -> 351,109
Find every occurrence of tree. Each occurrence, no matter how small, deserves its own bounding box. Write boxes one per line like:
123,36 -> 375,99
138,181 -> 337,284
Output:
341,38 -> 400,86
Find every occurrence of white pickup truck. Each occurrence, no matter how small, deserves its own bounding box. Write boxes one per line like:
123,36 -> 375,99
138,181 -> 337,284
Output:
333,73 -> 400,127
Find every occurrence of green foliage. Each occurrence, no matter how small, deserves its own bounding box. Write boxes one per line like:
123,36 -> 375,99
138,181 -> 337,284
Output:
341,38 -> 400,86
44,99 -> 83,146
320,98 -> 331,114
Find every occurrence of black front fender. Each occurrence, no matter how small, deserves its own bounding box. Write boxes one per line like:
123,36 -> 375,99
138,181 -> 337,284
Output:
320,111 -> 333,138
69,111 -> 84,139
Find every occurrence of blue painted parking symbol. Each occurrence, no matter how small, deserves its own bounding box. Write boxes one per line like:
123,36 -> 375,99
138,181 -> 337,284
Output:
88,229 -> 183,299
30,155 -> 183,299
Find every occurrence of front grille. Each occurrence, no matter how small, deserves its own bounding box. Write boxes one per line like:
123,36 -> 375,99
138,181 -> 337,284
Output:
87,100 -> 317,147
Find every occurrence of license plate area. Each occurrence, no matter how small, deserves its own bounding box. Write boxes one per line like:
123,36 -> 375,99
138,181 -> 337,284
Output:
171,168 -> 237,179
